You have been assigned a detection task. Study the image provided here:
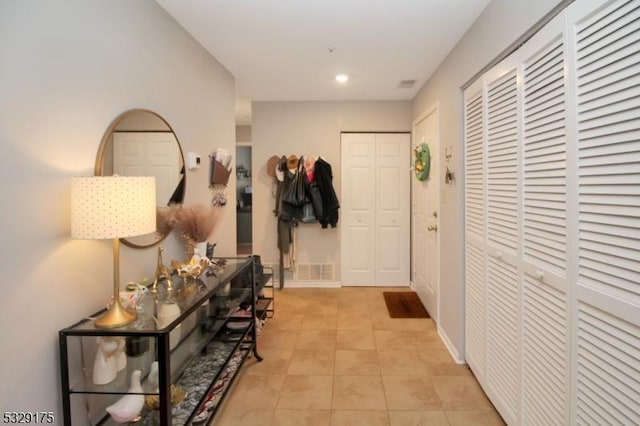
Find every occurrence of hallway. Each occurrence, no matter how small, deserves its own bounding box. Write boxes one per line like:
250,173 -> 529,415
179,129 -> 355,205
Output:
213,287 -> 504,425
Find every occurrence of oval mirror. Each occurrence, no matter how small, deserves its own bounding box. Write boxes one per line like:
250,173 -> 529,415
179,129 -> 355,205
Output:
95,109 -> 186,248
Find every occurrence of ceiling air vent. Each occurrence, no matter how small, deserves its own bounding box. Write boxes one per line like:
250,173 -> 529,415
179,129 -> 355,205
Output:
398,79 -> 417,88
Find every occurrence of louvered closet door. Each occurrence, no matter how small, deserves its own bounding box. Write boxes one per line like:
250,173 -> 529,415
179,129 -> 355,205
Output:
520,13 -> 570,426
463,1 -> 640,424
484,61 -> 520,425
569,0 -> 640,423
464,81 -> 487,382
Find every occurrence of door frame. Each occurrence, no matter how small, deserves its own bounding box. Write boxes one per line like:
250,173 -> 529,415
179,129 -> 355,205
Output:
411,103 -> 441,323
236,142 -> 252,254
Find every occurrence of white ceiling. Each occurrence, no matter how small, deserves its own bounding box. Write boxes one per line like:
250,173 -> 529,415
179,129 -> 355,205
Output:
156,0 -> 492,125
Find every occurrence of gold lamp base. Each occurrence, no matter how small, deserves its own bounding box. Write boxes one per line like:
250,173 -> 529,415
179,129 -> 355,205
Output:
94,299 -> 137,329
93,237 -> 138,329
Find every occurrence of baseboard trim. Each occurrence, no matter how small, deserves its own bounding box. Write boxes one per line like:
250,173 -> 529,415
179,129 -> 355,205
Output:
283,281 -> 342,289
437,325 -> 465,365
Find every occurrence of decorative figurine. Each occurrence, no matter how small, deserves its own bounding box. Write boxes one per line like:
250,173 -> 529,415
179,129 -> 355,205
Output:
152,246 -> 173,293
147,361 -> 159,391
106,370 -> 145,423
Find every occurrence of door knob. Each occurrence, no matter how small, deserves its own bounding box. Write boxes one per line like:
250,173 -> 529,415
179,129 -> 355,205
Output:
427,225 -> 438,232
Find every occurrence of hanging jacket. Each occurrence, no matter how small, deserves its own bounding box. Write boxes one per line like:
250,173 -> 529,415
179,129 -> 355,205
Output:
313,157 -> 339,228
308,181 -> 323,220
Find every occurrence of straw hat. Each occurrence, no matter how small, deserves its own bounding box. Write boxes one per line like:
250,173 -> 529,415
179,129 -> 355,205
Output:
287,155 -> 299,170
266,155 -> 280,178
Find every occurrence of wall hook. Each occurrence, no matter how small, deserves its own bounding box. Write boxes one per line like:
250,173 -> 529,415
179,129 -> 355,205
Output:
445,146 -> 453,163
445,166 -> 455,184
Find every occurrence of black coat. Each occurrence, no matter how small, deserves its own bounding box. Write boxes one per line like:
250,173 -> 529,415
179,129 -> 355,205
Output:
313,158 -> 339,228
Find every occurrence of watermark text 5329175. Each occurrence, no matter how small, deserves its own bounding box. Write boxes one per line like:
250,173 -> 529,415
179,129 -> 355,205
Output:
3,412 -> 54,424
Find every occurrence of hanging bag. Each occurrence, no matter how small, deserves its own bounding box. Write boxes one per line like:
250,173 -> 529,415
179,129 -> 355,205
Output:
282,155 -> 308,206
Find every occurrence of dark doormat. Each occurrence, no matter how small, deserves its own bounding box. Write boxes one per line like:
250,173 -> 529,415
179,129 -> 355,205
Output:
383,291 -> 430,318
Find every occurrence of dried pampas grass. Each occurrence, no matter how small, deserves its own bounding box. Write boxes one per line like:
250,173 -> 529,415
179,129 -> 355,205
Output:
157,204 -> 220,243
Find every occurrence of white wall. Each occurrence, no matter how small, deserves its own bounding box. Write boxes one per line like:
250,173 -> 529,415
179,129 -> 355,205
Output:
252,101 -> 412,280
236,125 -> 252,143
412,0 -> 564,358
0,0 -> 235,415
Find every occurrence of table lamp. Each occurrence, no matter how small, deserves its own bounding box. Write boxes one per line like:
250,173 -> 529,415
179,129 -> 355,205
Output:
71,176 -> 156,328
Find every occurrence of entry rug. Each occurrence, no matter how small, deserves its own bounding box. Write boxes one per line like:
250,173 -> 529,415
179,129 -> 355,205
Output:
383,291 -> 430,318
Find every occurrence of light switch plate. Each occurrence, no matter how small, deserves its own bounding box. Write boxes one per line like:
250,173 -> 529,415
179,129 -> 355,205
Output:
187,152 -> 201,170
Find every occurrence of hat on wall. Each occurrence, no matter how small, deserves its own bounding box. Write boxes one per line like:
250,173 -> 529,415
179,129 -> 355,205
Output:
266,155 -> 280,178
287,155 -> 299,170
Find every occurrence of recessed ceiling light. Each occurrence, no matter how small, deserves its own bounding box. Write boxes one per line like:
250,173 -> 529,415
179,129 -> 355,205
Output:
335,74 -> 349,84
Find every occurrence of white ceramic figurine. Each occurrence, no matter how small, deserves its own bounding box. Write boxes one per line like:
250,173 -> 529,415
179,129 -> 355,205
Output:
105,370 -> 144,423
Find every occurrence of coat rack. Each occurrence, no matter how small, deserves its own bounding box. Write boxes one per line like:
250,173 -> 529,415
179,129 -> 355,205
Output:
267,153 -> 339,290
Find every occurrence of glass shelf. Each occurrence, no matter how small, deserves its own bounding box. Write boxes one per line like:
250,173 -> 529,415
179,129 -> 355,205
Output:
59,257 -> 261,426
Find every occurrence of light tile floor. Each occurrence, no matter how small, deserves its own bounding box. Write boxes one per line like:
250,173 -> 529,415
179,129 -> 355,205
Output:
212,287 -> 505,426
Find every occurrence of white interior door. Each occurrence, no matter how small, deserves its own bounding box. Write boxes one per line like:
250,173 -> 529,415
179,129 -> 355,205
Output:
341,133 -> 410,286
376,133 -> 411,285
412,108 -> 440,319
341,133 -> 376,285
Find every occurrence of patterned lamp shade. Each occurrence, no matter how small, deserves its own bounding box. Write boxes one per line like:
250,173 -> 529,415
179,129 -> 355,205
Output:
71,176 -> 157,239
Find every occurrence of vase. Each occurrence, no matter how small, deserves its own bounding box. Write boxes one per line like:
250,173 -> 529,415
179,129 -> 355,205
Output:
157,302 -> 181,350
195,241 -> 207,257
92,337 -> 118,385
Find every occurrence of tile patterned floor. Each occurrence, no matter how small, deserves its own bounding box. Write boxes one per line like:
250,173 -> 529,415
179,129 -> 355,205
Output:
212,287 -> 505,425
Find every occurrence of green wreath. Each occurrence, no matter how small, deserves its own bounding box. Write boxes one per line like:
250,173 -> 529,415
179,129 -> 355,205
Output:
414,143 -> 431,181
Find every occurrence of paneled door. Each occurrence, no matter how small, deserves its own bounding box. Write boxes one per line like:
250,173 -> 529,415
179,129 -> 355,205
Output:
113,132 -> 181,205
412,106 -> 440,320
341,133 -> 410,286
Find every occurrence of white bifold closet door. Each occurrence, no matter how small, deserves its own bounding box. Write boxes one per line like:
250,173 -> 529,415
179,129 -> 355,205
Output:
341,133 -> 410,286
485,61 -> 522,423
463,0 -> 639,424
464,81 -> 487,386
570,0 -> 640,423
520,15 -> 570,425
